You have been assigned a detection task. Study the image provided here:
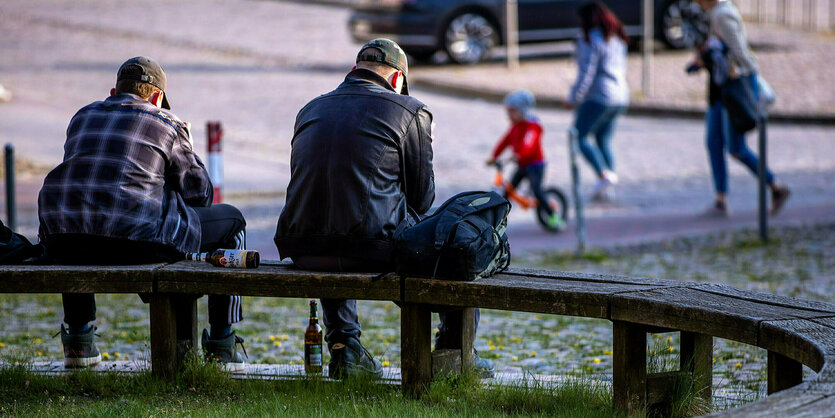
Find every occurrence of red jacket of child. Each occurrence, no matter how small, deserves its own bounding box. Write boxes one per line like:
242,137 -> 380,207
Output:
491,119 -> 545,167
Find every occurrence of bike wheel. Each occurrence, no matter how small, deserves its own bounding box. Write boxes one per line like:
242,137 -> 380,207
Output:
536,188 -> 569,233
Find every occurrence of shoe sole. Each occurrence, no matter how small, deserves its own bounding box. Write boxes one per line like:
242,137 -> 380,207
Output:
64,354 -> 102,368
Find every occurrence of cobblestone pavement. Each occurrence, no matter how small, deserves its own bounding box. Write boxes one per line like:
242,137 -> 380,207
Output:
0,0 -> 833,258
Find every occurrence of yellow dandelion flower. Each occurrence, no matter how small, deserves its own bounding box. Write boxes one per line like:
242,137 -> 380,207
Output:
385,304 -> 392,311
603,350 -> 612,355
36,338 -> 42,344
102,352 -> 110,359
512,337 -> 521,343
280,349 -> 285,354
488,345 -> 495,351
281,334 -> 289,340
530,350 -> 537,357
383,361 -> 390,367
735,362 -> 742,368
274,341 -> 281,347
289,361 -> 295,365
121,332 -> 127,338
487,340 -> 493,345
713,358 -> 716,364
498,345 -> 503,350
0,342 -> 5,348
36,351 -> 42,356
589,332 -> 594,338
554,331 -> 559,337
512,356 -> 518,361
114,352 -> 121,358
668,346 -> 674,353
127,339 -> 133,344
593,358 -> 600,363
667,336 -> 673,343
269,335 -> 276,341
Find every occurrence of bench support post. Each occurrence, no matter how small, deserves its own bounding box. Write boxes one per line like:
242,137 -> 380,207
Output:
401,302 -> 432,398
680,331 -> 713,402
150,293 -> 177,380
768,350 -> 802,394
431,307 -> 475,375
613,321 -> 647,416
174,295 -> 199,365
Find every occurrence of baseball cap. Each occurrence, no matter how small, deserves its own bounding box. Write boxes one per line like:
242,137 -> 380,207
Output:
356,38 -> 410,95
116,56 -> 171,109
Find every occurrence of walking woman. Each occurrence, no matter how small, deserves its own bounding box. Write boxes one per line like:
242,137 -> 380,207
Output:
567,1 -> 629,201
693,0 -> 790,216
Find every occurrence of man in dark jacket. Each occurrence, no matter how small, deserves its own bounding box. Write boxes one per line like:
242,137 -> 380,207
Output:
275,39 -> 434,378
39,57 -> 247,371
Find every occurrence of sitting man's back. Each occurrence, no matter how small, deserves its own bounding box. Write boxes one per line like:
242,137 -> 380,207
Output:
275,39 -> 434,378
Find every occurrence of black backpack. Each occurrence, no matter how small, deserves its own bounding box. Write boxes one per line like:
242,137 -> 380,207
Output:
394,191 -> 511,281
0,221 -> 42,264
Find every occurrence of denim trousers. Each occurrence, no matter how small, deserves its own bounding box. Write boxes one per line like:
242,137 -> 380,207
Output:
294,256 -> 480,348
573,101 -> 627,176
56,203 -> 247,328
510,163 -> 553,216
706,73 -> 774,194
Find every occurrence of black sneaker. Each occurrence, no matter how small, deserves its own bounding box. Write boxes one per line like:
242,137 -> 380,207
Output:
201,329 -> 247,373
328,337 -> 383,379
473,349 -> 496,378
60,324 -> 101,368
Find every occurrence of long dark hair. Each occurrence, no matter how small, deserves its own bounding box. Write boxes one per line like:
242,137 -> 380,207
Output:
578,2 -> 628,43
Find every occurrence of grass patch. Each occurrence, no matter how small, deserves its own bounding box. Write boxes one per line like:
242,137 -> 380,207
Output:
0,360 -> 617,417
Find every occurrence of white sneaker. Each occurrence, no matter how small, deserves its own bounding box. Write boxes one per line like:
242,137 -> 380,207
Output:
0,84 -> 12,103
591,178 -> 613,201
603,170 -> 619,185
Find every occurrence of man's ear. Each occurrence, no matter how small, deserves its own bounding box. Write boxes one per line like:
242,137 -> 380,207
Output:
149,91 -> 163,108
390,71 -> 402,91
110,88 -> 116,96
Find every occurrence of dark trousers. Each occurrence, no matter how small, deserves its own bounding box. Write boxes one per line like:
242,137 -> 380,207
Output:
51,204 -> 246,328
511,163 -> 553,216
293,255 -> 481,349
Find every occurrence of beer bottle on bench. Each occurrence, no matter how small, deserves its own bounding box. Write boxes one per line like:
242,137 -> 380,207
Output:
305,300 -> 323,374
186,249 -> 260,268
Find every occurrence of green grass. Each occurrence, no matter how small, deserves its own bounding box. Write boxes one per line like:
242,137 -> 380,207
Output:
0,358 -> 617,417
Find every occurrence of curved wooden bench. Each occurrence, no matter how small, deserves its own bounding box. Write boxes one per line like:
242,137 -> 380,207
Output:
1,261 -> 833,416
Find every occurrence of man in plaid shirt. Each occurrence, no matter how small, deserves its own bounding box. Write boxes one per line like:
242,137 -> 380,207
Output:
38,57 -> 247,371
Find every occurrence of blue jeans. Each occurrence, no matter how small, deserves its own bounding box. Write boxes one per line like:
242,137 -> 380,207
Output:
706,73 -> 774,194
511,163 -> 553,216
573,101 -> 626,176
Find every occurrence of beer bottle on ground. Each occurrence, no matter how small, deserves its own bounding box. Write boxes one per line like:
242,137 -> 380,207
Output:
185,249 -> 260,268
305,300 -> 323,374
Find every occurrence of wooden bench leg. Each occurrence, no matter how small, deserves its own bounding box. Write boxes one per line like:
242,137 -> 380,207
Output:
768,350 -> 802,394
173,295 -> 198,367
431,307 -> 475,376
680,331 -> 713,402
613,321 -> 647,416
150,293 -> 177,380
401,302 -> 431,398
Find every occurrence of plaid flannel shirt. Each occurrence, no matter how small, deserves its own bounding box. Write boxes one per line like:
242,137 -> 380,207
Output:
38,93 -> 212,254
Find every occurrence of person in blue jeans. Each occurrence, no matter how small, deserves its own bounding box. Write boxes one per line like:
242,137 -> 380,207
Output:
567,2 -> 629,201
694,0 -> 790,216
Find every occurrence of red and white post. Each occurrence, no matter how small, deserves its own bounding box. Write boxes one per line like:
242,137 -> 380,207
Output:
207,121 -> 223,204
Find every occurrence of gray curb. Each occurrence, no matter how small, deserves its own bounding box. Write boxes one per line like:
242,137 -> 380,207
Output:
412,78 -> 835,126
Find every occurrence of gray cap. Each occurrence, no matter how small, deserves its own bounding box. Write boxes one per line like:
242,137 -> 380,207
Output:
116,56 -> 171,109
356,38 -> 410,95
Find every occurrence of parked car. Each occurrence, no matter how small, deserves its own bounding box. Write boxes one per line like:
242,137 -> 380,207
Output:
349,0 -> 708,64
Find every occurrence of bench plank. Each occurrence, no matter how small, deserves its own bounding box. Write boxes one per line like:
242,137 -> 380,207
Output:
611,287 -> 833,345
0,264 -> 162,293
760,317 -> 835,372
404,273 -> 670,318
157,261 -> 400,301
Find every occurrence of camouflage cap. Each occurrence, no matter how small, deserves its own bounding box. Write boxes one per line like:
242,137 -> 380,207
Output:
356,38 -> 410,95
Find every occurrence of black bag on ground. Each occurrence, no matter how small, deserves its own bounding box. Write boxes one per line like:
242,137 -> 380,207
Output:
0,220 -> 42,264
394,191 -> 511,281
721,76 -> 759,134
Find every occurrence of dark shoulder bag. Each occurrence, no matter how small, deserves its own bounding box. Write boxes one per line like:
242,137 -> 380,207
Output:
721,76 -> 759,134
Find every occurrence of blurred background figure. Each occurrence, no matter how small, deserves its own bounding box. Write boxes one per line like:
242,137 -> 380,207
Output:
0,83 -> 12,102
567,1 -> 629,202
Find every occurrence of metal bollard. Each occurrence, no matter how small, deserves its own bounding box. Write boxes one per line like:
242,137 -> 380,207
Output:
568,128 -> 586,253
758,115 -> 768,243
4,143 -> 16,232
207,121 -> 223,204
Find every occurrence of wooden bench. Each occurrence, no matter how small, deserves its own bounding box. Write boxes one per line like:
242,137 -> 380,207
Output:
2,261 -> 834,416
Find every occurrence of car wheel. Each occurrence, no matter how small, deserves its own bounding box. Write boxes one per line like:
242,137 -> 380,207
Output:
443,12 -> 498,64
659,0 -> 709,49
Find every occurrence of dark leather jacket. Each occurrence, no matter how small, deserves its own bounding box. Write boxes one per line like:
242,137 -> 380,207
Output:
275,69 -> 435,262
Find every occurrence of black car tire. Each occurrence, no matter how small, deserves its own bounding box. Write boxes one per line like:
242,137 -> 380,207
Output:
658,0 -> 709,49
443,12 -> 499,64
